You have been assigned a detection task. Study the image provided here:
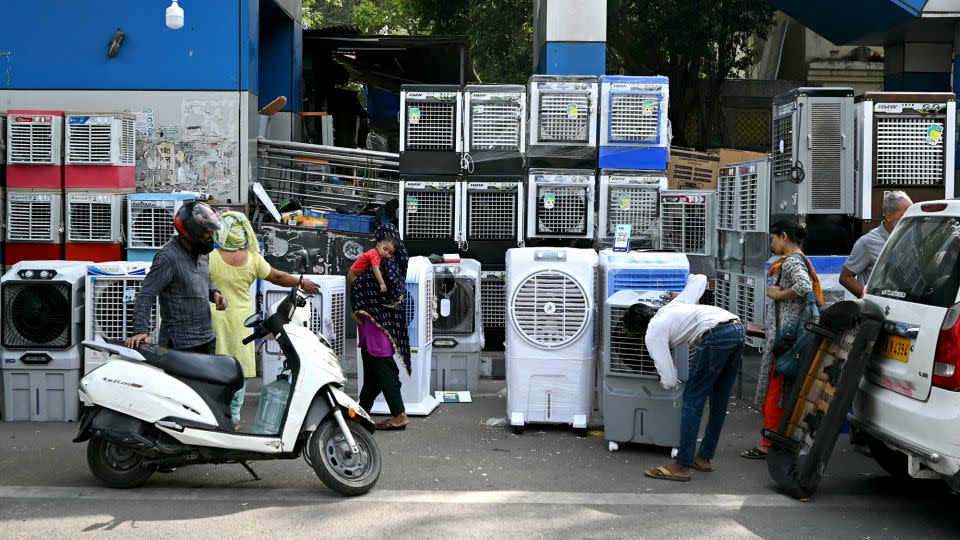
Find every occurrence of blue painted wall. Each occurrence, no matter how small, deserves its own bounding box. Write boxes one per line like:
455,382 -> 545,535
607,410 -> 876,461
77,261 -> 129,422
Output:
0,0 -> 263,91
538,42 -> 606,77
257,0 -> 301,112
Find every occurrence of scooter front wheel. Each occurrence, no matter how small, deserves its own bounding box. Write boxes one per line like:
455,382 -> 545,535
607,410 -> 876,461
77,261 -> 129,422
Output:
87,435 -> 157,489
308,418 -> 381,496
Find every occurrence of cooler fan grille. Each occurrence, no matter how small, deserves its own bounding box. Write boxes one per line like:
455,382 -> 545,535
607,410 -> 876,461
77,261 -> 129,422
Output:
7,199 -> 53,241
67,123 -> 113,163
605,185 -> 658,237
433,275 -> 476,335
481,276 -> 505,328
608,305 -> 657,376
468,190 -> 518,240
470,100 -> 522,150
876,115 -> 946,186
8,121 -> 55,163
2,281 -> 71,348
69,200 -> 114,241
536,185 -> 587,235
403,188 -> 456,239
510,270 -> 589,348
609,93 -> 660,142
772,113 -> 793,177
92,278 -> 158,342
538,93 -> 590,143
717,173 -> 737,230
130,206 -> 175,248
660,198 -> 708,255
738,171 -> 761,231
405,100 -> 456,151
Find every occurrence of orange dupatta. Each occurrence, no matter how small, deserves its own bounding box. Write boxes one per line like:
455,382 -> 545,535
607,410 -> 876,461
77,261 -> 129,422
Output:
768,250 -> 826,306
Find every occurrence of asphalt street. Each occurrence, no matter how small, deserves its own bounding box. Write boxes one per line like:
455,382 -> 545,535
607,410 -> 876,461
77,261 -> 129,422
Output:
1,349 -> 957,538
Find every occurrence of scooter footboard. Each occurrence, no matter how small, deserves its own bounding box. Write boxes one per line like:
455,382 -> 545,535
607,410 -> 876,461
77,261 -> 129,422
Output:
301,388 -> 376,434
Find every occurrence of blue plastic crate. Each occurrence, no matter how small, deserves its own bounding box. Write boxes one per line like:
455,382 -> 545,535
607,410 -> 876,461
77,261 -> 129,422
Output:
608,268 -> 688,297
326,213 -> 375,234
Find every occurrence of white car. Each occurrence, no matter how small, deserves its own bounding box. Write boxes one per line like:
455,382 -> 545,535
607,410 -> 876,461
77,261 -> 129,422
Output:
849,199 -> 960,492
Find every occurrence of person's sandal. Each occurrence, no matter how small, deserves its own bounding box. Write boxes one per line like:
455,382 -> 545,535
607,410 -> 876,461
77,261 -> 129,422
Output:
644,466 -> 691,482
740,447 -> 768,460
376,421 -> 407,431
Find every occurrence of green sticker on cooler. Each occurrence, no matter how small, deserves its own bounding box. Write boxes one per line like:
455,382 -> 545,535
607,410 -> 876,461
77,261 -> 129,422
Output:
642,99 -> 654,114
543,192 -> 556,210
409,107 -> 421,124
406,195 -> 418,213
927,124 -> 944,145
566,103 -> 579,119
619,194 -> 631,210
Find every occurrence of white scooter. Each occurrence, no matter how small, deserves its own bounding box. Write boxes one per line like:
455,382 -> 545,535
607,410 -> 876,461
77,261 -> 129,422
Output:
74,279 -> 381,496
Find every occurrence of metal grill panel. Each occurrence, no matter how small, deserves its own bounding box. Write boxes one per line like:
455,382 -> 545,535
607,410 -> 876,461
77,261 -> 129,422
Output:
772,114 -> 793,177
329,289 -> 345,357
538,93 -> 590,143
67,124 -> 113,163
481,277 -> 505,328
609,269 -> 688,293
68,201 -> 114,241
130,207 -> 175,248
403,188 -> 455,239
424,277 -> 434,343
875,115 -> 946,186
92,278 -> 158,342
468,190 -> 518,240
511,270 -> 589,348
715,277 -> 732,312
536,185 -> 588,235
470,102 -> 522,150
735,279 -> 759,325
609,305 -> 657,376
660,199 -> 708,255
8,199 -> 53,241
406,100 -> 456,151
738,170 -> 761,231
609,93 -> 660,142
810,103 -> 843,210
605,186 -> 658,236
9,122 -> 54,163
121,117 -> 136,165
717,172 -> 737,230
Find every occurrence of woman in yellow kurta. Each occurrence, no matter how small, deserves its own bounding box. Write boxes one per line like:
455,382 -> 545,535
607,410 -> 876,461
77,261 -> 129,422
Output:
209,211 -> 319,428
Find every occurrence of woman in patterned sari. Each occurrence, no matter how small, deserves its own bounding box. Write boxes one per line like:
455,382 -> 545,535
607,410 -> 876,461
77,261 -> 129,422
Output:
351,223 -> 411,430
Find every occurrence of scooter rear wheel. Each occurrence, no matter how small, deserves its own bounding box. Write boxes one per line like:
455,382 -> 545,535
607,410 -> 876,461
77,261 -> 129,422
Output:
87,436 -> 157,489
309,418 -> 381,496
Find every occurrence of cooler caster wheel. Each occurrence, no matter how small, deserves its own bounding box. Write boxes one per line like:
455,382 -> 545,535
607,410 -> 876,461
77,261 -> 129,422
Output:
608,442 -> 619,452
575,428 -> 587,438
512,426 -> 524,435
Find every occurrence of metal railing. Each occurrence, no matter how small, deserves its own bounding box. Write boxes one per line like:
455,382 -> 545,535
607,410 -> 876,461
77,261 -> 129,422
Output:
256,139 -> 400,213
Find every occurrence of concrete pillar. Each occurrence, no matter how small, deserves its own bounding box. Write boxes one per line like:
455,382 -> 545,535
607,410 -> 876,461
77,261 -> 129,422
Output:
533,0 -> 607,76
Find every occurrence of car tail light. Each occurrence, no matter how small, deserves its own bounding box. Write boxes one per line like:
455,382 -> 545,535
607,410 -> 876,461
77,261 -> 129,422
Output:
922,203 -> 948,212
933,302 -> 960,390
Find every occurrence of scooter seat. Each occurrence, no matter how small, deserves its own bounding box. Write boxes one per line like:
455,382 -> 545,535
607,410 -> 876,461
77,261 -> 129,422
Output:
140,345 -> 243,389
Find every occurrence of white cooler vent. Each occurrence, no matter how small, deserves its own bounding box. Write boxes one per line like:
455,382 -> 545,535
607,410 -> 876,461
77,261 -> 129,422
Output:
716,167 -> 737,231
660,191 -> 714,256
510,270 -> 589,348
7,193 -> 57,242
127,198 -> 181,249
539,93 -> 590,143
772,114 -> 793,178
480,272 -> 506,329
401,182 -> 460,240
8,114 -> 59,164
403,92 -> 460,151
876,116 -> 945,186
609,94 -> 660,142
810,103 -> 843,210
68,193 -> 120,242
91,279 -> 158,342
467,89 -> 525,151
466,184 -> 520,240
66,114 -> 135,165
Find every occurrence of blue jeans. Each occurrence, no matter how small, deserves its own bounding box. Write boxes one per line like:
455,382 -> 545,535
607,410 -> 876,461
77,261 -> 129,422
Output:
675,322 -> 745,466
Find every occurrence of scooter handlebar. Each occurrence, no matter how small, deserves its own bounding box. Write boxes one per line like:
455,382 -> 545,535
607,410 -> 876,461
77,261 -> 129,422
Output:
242,326 -> 271,345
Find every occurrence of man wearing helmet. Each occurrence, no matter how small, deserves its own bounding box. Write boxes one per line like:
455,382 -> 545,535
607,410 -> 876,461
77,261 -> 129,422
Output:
126,201 -> 228,354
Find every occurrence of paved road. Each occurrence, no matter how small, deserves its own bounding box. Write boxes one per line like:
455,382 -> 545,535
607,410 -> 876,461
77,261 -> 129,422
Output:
0,384 -> 955,538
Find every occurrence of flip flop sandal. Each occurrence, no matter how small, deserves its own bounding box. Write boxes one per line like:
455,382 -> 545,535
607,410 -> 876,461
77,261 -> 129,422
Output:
740,448 -> 768,460
691,462 -> 714,472
644,466 -> 691,482
376,422 -> 407,431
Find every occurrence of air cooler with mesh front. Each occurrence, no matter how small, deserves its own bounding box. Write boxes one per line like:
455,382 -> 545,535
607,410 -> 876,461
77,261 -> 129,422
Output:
356,256 -> 439,416
0,112 -> 7,188
463,84 -> 526,175
64,113 -> 136,188
602,289 -> 691,447
84,261 -> 157,373
126,193 -> 195,262
527,169 -> 595,239
658,190 -> 716,257
66,191 -> 129,262
462,178 -> 524,261
597,249 -> 689,299
400,85 -> 462,175
771,88 -> 854,216
854,92 -> 956,221
528,75 -> 598,169
5,191 -> 63,266
261,275 -> 345,384
430,259 -> 484,393
480,269 -> 506,358
1,261 -> 91,421
505,247 -> 597,432
599,75 -> 670,170
597,170 -> 666,248
5,110 -> 64,189
399,178 -> 463,255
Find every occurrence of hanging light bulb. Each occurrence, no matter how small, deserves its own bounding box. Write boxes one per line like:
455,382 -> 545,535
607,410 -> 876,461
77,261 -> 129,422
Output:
166,0 -> 184,30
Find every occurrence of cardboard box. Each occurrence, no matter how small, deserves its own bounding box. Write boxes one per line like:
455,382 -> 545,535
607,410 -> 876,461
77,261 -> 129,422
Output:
667,148 -> 719,190
708,148 -> 769,168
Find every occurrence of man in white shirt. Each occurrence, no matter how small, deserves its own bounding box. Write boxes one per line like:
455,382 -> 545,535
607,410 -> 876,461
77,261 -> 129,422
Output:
627,274 -> 745,482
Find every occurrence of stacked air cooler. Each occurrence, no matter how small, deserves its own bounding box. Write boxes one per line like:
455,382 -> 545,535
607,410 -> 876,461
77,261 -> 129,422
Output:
5,111 -> 65,265
83,261 -> 157,374
505,248 -> 597,433
480,270 -> 507,360
126,193 -> 195,262
597,249 -> 689,299
714,268 -> 766,349
261,275 -> 345,384
357,256 -> 439,416
597,76 -> 671,250
659,190 -> 716,257
398,179 -> 463,255
602,290 -> 691,448
526,169 -> 595,240
64,113 -> 136,262
854,92 -> 956,232
1,261 -> 90,421
431,259 -> 484,393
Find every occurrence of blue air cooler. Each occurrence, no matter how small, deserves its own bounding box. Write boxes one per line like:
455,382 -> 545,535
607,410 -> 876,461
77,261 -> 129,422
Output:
599,75 -> 670,170
126,193 -> 195,262
598,249 -> 689,299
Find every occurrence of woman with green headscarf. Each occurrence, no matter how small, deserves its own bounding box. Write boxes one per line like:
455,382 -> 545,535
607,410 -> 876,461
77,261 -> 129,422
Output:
210,211 -> 320,429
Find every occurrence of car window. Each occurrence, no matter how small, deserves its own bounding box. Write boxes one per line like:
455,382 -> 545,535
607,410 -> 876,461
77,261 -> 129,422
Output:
868,216 -> 960,308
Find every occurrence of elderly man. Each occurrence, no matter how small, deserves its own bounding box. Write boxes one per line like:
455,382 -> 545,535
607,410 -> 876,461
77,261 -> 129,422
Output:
840,191 -> 913,298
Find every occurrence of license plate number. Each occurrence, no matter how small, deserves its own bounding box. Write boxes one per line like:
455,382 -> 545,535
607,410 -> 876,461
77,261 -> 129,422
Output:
879,334 -> 911,363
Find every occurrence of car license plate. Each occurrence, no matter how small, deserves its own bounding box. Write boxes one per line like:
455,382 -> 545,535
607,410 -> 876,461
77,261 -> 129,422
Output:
879,334 -> 911,363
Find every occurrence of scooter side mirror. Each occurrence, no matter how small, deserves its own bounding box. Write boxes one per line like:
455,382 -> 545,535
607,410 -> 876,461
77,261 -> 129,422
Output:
243,313 -> 264,328
296,249 -> 309,274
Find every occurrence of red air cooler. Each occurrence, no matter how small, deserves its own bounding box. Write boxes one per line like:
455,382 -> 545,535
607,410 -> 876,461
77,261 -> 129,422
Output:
5,111 -> 64,189
5,190 -> 63,265
64,113 -> 136,189
64,190 -> 129,262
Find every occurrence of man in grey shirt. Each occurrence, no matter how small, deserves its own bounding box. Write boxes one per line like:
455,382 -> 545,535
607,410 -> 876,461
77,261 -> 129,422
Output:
126,202 -> 228,354
841,191 -> 912,298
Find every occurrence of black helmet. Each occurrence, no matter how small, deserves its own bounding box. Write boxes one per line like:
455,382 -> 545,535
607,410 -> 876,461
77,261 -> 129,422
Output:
174,201 -> 222,255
